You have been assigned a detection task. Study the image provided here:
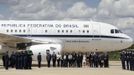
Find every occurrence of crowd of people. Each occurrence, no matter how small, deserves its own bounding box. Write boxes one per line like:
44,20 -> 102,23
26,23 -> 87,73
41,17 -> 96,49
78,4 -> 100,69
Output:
1,51 -> 109,70
2,50 -> 134,71
120,50 -> 134,71
44,51 -> 109,68
2,51 -> 33,70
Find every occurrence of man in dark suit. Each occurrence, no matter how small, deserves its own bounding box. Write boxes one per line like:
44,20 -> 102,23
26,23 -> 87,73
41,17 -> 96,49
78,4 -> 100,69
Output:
104,53 -> 109,68
37,52 -> 42,68
46,50 -> 51,67
52,52 -> 57,67
79,53 -> 83,67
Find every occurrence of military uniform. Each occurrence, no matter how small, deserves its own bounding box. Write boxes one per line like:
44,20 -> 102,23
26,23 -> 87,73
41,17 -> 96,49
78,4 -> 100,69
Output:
4,52 -> 9,70
2,53 -> 5,67
132,51 -> 134,71
126,51 -> 130,70
120,51 -> 126,69
129,51 -> 134,71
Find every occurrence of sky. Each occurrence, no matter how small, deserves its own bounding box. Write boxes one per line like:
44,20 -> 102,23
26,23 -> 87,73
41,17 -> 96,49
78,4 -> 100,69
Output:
0,0 -> 134,39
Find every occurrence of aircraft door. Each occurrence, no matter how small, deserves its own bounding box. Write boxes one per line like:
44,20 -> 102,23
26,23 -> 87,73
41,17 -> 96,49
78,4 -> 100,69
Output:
92,24 -> 101,36
91,23 -> 101,51
27,24 -> 32,37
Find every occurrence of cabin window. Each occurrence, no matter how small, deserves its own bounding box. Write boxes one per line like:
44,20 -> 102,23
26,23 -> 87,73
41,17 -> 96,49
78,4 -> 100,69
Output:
15,30 -> 17,32
11,30 -> 13,32
87,30 -> 89,33
6,30 -> 9,32
66,30 -> 68,33
19,30 -> 21,32
83,30 -> 85,33
70,30 -> 72,33
23,30 -> 26,33
57,30 -> 60,33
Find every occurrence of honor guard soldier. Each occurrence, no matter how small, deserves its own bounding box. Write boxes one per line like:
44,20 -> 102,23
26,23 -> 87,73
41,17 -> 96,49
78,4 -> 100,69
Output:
130,51 -> 133,71
126,51 -> 130,70
4,51 -> 9,70
132,51 -> 134,71
120,51 -> 126,69
2,53 -> 5,68
37,52 -> 42,68
28,50 -> 33,69
10,52 -> 15,68
24,51 -> 28,69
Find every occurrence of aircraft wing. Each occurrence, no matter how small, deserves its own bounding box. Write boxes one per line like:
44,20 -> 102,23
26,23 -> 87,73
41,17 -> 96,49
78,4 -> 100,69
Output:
0,33 -> 51,48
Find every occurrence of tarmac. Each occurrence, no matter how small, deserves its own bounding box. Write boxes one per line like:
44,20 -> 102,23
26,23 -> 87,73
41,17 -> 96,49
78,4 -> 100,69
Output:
0,61 -> 134,75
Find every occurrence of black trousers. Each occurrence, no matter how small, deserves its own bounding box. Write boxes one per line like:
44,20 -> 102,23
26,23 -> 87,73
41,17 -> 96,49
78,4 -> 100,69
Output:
47,60 -> 51,67
38,61 -> 41,68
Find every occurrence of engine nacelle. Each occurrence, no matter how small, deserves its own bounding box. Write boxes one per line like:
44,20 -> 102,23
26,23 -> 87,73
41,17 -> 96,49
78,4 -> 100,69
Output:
29,44 -> 62,61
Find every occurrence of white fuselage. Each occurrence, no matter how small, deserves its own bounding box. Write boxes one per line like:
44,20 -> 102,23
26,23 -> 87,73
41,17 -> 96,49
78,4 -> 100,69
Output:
0,20 -> 133,53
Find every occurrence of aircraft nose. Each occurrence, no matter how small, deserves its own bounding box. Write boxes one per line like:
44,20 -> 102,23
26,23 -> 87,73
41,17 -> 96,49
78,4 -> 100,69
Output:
125,35 -> 133,47
128,36 -> 133,46
123,34 -> 133,48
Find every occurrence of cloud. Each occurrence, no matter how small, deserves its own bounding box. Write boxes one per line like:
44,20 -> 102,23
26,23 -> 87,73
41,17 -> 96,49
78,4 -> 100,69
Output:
113,0 -> 134,17
67,2 -> 96,19
0,0 -> 19,5
9,0 -> 64,20
96,0 -> 134,38
9,0 -> 96,20
97,0 -> 134,19
115,18 -> 134,29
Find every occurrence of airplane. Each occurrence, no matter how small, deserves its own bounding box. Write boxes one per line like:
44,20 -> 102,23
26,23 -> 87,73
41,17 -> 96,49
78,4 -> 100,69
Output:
0,20 -> 133,61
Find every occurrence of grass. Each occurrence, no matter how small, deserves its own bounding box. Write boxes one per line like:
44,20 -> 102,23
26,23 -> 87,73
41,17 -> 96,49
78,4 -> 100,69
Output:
108,51 -> 120,61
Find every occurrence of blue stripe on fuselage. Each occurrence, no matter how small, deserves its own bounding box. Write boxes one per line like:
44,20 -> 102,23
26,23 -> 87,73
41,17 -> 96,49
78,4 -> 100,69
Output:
14,35 -> 128,39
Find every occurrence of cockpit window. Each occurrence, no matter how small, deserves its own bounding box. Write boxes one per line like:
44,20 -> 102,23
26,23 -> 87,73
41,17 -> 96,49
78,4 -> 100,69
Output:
111,29 -> 122,34
111,29 -> 114,34
115,29 -> 119,33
